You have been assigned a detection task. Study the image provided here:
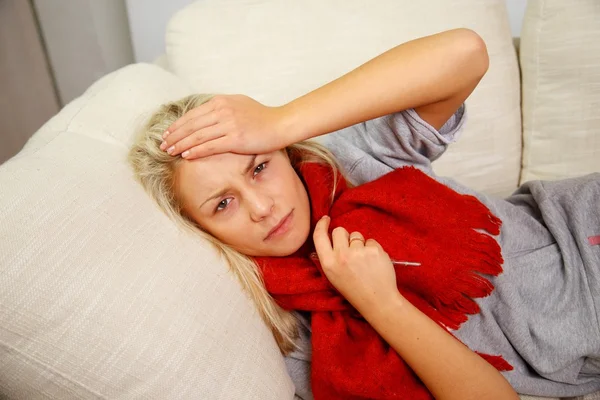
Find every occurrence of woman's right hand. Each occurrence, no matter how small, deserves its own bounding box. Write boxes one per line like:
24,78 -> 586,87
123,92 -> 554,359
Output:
312,216 -> 402,316
160,94 -> 297,159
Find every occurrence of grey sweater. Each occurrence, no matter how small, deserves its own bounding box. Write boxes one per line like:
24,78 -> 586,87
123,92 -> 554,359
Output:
285,105 -> 600,398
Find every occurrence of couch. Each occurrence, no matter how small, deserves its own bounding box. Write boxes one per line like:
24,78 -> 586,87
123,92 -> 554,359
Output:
1,0 -> 598,399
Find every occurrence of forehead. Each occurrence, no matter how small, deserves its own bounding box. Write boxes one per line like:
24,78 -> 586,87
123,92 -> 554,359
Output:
177,152 -> 251,188
189,152 -> 250,172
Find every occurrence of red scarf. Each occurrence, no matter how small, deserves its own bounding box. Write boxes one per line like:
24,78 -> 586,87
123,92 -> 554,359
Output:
256,162 -> 512,400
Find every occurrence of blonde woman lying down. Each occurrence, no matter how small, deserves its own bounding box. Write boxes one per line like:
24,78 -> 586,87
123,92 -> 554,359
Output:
129,29 -> 600,400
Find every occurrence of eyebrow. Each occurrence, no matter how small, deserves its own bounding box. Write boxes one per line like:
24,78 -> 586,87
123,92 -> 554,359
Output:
242,154 -> 258,176
198,155 -> 257,209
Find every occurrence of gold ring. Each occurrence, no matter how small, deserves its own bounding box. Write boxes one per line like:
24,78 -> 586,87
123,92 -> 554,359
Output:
349,236 -> 365,245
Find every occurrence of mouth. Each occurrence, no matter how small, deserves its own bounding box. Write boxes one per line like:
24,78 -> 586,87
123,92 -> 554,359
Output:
265,210 -> 294,241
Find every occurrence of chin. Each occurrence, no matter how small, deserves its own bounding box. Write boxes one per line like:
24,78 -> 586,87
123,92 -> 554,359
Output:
243,217 -> 311,257
238,239 -> 303,258
260,240 -> 302,257
267,227 -> 311,257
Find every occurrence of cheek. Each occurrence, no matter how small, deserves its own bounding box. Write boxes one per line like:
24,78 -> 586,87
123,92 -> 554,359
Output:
202,216 -> 250,247
290,171 -> 308,200
270,171 -> 304,205
283,170 -> 311,220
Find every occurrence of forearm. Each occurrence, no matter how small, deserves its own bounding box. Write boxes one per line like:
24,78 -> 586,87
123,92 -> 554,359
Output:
363,295 -> 518,400
279,28 -> 488,141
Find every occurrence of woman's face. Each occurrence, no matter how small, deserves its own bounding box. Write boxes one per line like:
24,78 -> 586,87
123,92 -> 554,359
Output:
175,150 -> 311,257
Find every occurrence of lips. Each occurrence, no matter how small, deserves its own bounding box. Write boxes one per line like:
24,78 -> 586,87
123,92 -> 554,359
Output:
265,210 -> 294,240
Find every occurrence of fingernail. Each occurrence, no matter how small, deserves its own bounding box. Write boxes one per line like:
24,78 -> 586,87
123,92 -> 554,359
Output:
162,130 -> 170,139
167,146 -> 175,155
160,141 -> 167,150
181,151 -> 189,158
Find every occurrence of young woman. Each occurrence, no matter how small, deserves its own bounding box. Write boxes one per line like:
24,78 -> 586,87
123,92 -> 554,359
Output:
129,29 -> 600,400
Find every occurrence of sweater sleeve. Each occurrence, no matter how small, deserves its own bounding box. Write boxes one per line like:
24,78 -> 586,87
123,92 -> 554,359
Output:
318,104 -> 466,185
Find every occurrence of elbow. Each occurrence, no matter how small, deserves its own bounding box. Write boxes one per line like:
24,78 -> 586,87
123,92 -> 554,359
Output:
455,28 -> 490,81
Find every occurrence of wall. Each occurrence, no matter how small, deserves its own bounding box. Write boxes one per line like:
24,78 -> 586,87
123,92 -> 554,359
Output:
126,0 -> 528,63
505,0 -> 527,39
126,0 -> 195,63
33,0 -> 135,105
0,0 -> 60,164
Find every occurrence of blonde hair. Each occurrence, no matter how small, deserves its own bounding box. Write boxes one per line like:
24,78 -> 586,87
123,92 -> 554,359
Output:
128,94 -> 344,354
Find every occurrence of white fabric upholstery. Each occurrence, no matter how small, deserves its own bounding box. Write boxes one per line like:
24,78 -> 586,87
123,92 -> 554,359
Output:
0,63 -> 294,399
519,0 -> 600,183
165,0 -> 522,196
2,1 -> 599,399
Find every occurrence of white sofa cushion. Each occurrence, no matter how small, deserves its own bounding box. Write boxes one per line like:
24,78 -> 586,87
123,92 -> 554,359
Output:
0,63 -> 293,399
519,0 -> 600,183
166,0 -> 522,196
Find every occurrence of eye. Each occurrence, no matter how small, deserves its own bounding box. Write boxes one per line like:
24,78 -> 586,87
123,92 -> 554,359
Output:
216,198 -> 232,212
253,162 -> 267,176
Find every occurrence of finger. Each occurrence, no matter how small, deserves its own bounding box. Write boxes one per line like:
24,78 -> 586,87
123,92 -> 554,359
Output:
365,238 -> 384,251
331,226 -> 349,250
180,136 -> 233,160
348,231 -> 365,248
161,113 -> 219,151
163,101 -> 215,138
168,125 -> 225,157
313,216 -> 334,267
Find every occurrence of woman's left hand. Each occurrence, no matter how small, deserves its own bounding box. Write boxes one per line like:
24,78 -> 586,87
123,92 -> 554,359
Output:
160,94 -> 295,159
313,216 -> 402,315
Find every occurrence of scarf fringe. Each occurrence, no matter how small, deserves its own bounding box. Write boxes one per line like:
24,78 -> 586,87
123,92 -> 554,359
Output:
395,227 -> 503,330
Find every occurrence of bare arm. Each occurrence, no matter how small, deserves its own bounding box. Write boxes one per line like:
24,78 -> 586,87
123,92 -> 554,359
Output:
162,28 -> 488,158
281,28 -> 488,139
313,217 -> 518,400
364,292 -> 518,400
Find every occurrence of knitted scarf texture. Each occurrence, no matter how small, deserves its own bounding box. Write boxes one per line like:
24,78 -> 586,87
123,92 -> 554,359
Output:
256,162 -> 511,399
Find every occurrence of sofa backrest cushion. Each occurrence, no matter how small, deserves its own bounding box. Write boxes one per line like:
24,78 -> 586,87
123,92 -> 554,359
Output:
520,0 -> 600,182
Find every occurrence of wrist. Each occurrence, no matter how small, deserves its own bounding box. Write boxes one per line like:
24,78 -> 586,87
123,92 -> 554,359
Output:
275,101 -> 311,145
359,291 -> 407,327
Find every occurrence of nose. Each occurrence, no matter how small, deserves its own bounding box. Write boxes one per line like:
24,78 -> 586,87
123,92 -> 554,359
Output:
247,190 -> 274,222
